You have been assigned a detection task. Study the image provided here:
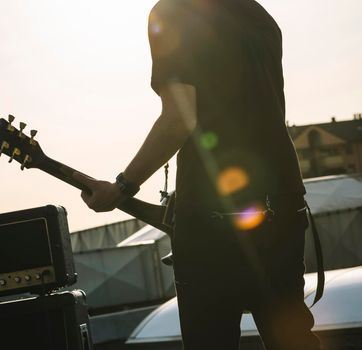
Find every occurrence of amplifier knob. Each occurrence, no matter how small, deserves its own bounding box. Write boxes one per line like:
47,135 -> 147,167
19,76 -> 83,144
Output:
35,273 -> 41,280
0,279 -> 6,286
24,275 -> 31,282
14,276 -> 21,283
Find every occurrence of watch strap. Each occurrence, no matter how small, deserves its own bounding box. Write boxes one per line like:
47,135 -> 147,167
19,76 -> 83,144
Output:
115,173 -> 140,197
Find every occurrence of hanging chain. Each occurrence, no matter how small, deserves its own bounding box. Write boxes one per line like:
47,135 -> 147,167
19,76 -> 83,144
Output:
160,162 -> 169,202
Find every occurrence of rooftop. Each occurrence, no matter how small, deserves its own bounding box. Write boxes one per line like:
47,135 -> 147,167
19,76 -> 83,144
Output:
288,116 -> 362,142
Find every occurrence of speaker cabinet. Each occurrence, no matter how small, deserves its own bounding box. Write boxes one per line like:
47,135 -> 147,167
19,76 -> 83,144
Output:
0,290 -> 92,350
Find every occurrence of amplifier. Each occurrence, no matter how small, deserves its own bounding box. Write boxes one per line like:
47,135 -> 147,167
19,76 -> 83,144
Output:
0,289 -> 93,350
0,205 -> 77,296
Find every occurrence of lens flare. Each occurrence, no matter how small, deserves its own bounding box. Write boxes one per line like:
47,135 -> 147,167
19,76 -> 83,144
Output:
148,12 -> 180,57
150,22 -> 162,34
217,167 -> 249,195
234,205 -> 266,230
149,11 -> 162,34
200,132 -> 218,150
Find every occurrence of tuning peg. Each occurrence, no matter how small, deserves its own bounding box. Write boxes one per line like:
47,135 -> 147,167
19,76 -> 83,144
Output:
7,115 -> 15,132
21,154 -> 32,170
0,141 -> 9,157
30,129 -> 38,145
19,122 -> 27,138
8,147 -> 21,163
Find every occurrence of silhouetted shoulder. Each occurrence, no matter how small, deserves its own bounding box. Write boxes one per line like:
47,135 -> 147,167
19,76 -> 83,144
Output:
149,0 -> 185,20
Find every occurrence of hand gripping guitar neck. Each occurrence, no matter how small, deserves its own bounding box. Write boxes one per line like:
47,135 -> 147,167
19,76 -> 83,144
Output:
0,116 -> 175,236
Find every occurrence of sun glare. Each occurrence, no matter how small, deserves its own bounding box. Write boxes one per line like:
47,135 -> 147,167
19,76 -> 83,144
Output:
234,204 -> 266,231
217,166 -> 249,196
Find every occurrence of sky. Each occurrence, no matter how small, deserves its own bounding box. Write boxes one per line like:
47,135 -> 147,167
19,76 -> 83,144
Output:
1,0 -> 361,232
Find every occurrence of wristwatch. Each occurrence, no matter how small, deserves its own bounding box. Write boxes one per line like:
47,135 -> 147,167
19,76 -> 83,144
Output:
115,173 -> 140,197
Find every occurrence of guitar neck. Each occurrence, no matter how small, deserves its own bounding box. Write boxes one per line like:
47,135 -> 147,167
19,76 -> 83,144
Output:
39,155 -> 172,235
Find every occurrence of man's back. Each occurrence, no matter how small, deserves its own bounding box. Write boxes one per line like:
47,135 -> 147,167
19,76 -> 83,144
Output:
150,0 -> 305,212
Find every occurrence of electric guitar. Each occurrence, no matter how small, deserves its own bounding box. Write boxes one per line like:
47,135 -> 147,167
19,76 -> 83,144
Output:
0,115 -> 175,236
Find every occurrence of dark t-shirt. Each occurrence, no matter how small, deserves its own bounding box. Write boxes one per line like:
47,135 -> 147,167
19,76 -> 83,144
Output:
149,0 -> 305,214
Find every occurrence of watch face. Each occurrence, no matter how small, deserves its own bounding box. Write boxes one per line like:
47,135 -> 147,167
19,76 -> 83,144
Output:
116,180 -> 126,191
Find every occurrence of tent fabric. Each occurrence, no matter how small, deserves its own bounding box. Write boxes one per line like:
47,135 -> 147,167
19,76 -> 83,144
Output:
304,208 -> 362,272
90,306 -> 157,345
127,266 -> 362,343
67,239 -> 174,311
304,174 -> 362,214
117,225 -> 166,247
70,218 -> 145,253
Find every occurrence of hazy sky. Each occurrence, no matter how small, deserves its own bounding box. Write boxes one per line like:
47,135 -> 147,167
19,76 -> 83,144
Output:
1,0 -> 361,232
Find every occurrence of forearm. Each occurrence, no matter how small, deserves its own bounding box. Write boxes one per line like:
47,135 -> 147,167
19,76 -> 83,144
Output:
123,114 -> 193,186
74,83 -> 196,212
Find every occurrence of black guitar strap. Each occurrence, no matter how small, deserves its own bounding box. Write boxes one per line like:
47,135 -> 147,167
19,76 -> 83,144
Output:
305,200 -> 325,307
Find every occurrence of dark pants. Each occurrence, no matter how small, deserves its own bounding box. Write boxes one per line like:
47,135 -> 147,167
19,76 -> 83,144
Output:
173,195 -> 322,350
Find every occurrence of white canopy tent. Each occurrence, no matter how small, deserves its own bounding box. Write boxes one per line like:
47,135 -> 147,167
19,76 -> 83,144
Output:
304,174 -> 362,214
111,174 -> 362,272
127,267 -> 362,347
303,175 -> 362,271
68,175 -> 362,311
70,218 -> 145,253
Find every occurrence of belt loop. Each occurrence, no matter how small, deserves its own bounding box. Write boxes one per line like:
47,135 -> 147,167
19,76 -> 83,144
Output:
265,195 -> 275,221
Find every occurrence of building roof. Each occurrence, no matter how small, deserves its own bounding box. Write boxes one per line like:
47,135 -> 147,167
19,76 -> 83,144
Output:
289,118 -> 362,142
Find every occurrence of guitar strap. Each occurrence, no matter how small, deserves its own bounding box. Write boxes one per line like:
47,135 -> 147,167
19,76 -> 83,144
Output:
305,201 -> 325,307
210,198 -> 325,307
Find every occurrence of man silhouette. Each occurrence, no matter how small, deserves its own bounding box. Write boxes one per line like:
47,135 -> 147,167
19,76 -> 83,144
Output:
75,1 -> 322,348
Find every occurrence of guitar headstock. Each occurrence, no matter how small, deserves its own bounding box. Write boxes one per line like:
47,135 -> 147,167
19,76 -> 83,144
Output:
0,115 -> 45,170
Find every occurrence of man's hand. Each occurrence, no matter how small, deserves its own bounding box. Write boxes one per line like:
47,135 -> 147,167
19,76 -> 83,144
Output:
73,172 -> 127,212
72,82 -> 196,214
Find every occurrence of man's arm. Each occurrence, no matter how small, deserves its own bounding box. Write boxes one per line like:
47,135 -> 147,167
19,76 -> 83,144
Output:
124,82 -> 196,185
74,82 -> 197,212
